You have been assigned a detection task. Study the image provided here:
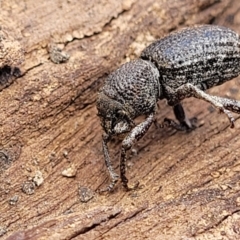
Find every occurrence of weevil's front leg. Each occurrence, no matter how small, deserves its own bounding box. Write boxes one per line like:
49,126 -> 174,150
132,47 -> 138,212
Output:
167,83 -> 235,128
101,133 -> 120,192
120,111 -> 155,190
163,103 -> 197,131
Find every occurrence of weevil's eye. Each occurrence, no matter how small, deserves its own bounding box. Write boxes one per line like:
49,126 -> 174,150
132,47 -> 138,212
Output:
114,111 -> 121,120
115,109 -> 128,121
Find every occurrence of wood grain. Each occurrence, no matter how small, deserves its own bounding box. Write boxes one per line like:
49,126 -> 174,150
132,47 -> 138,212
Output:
1,0 -> 240,239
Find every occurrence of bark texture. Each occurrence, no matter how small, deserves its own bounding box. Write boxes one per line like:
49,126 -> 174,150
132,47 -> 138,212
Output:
1,0 -> 240,239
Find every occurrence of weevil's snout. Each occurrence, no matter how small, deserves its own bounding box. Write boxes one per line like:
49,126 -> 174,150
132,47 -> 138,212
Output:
97,91 -> 122,135
96,91 -> 133,135
97,112 -> 115,135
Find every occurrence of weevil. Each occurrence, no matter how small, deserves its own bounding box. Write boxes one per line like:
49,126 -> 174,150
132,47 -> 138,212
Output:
96,25 -> 240,191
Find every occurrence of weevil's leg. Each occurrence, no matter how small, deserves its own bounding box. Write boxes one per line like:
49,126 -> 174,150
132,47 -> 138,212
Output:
120,111 -> 155,191
211,95 -> 240,114
100,133 -> 119,192
167,83 -> 235,128
163,103 -> 197,131
173,103 -> 198,129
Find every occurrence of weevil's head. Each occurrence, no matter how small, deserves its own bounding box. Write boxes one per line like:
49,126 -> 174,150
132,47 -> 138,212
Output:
96,91 -> 134,136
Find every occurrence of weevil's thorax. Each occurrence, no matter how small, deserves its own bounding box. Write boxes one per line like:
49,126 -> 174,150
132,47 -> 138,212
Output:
141,25 -> 240,94
96,59 -> 161,135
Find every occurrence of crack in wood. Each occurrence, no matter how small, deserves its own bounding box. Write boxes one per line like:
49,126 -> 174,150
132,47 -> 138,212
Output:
99,204 -> 148,238
68,209 -> 122,239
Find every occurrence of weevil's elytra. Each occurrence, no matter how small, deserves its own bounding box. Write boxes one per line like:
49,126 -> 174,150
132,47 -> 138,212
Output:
96,25 -> 240,192
141,25 -> 240,99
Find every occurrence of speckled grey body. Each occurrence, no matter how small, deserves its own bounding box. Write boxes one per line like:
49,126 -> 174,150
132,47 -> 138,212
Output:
97,25 -> 240,191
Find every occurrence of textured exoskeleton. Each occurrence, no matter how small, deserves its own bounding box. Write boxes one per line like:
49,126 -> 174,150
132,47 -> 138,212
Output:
96,25 -> 240,191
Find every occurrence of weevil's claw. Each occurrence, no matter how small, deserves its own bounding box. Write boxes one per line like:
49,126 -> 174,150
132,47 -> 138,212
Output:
97,173 -> 120,194
219,108 -> 235,128
189,117 -> 198,129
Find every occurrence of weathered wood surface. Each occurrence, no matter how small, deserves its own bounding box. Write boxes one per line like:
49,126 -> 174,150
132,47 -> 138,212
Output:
1,0 -> 240,239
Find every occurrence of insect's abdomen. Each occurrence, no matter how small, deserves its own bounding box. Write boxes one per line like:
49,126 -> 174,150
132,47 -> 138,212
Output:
141,25 -> 240,90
